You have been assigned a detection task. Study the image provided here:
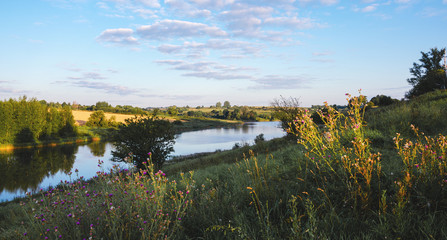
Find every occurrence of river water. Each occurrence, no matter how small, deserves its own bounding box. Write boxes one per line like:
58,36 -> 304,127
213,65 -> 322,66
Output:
0,122 -> 284,202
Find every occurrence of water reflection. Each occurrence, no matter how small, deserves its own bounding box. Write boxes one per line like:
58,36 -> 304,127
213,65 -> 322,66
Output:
0,144 -> 78,194
0,122 -> 284,202
87,141 -> 107,157
0,141 -> 113,202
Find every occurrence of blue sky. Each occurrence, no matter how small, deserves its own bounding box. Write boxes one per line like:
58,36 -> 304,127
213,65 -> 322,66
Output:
1,0 -> 446,107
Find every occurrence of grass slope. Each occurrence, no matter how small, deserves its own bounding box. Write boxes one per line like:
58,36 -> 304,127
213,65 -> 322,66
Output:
2,91 -> 447,239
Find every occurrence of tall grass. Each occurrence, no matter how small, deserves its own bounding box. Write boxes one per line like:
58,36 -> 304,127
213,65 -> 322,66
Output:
366,89 -> 447,139
15,158 -> 193,239
4,91 -> 447,239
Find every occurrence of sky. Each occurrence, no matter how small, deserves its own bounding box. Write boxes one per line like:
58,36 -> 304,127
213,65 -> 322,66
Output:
1,0 -> 446,108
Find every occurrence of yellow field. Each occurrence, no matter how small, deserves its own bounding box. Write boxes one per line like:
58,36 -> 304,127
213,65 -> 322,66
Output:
72,110 -> 178,125
72,110 -> 135,125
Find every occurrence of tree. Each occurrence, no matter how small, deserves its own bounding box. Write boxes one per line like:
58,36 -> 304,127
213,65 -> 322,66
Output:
216,102 -> 222,108
223,101 -> 231,108
370,95 -> 398,107
86,110 -> 108,127
406,48 -> 447,98
167,106 -> 178,116
271,96 -> 302,132
112,115 -> 175,170
95,101 -> 111,111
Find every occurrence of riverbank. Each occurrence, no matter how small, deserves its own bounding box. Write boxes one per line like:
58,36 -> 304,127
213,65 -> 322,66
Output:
0,118 -> 243,152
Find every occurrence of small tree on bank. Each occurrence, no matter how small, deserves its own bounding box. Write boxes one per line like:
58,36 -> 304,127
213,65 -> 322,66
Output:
112,115 -> 175,170
271,96 -> 302,132
406,47 -> 447,98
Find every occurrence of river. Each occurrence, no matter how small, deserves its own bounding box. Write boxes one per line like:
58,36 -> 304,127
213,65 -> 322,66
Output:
0,121 -> 284,202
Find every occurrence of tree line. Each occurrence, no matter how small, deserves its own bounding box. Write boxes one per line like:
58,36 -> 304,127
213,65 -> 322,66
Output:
0,97 -> 77,145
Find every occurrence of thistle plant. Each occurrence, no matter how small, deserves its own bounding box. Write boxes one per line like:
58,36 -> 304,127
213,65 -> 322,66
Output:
394,125 -> 447,211
19,155 -> 193,240
288,92 -> 382,211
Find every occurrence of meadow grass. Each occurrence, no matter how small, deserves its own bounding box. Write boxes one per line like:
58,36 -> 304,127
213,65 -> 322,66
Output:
2,91 -> 447,239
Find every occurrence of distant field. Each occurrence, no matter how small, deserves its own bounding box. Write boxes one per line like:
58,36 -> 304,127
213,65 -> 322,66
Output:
72,110 -> 178,125
72,110 -> 136,125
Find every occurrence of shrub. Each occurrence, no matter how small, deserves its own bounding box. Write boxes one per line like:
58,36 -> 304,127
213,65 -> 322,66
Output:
112,115 -> 175,170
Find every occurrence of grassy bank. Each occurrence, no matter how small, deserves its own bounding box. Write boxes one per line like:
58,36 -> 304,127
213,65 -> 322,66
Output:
2,91 -> 447,239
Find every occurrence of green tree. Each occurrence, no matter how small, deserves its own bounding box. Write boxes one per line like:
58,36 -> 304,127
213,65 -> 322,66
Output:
59,105 -> 77,137
112,115 -> 175,170
95,101 -> 112,111
167,106 -> 178,116
370,95 -> 398,107
223,101 -> 231,108
216,102 -> 222,108
406,47 -> 447,98
0,101 -> 13,144
86,110 -> 108,127
152,108 -> 160,116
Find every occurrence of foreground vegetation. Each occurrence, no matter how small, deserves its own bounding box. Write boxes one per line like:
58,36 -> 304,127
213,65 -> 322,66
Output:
2,90 -> 447,239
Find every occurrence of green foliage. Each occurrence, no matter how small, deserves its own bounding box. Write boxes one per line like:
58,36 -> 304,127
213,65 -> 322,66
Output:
223,101 -> 231,108
271,96 -> 302,132
167,105 -> 179,116
215,102 -> 222,108
370,94 -> 399,107
406,47 -> 447,98
112,115 -> 175,170
366,90 -> 447,139
0,97 -> 77,144
86,110 -> 108,127
80,101 -> 147,115
86,110 -> 120,129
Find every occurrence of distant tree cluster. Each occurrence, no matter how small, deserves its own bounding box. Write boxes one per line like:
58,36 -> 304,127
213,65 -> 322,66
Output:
0,96 -> 77,144
79,101 -> 147,115
369,95 -> 399,107
186,106 -> 264,121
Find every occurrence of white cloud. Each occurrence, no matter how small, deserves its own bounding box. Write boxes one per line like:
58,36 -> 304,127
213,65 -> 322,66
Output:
137,20 -> 227,40
96,28 -> 138,45
68,72 -> 107,80
136,0 -> 160,8
105,0 -> 160,8
297,0 -> 338,6
156,59 -> 255,80
71,80 -> 139,95
157,44 -> 184,54
183,71 -> 253,80
253,75 -> 311,89
362,3 -> 379,12
264,16 -> 318,29
156,39 -> 263,58
164,0 -> 212,18
312,51 -> 333,56
189,0 -> 235,8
